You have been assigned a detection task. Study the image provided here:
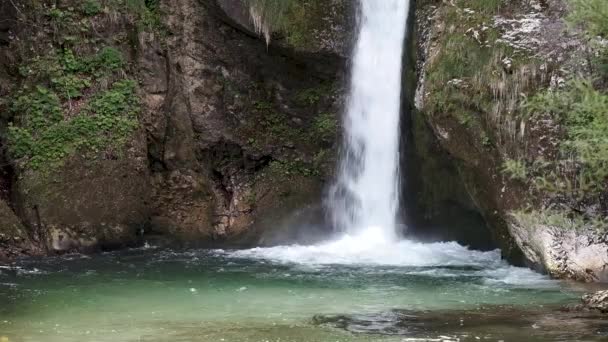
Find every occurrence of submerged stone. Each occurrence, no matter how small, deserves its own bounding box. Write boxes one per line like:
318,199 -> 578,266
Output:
312,306 -> 608,340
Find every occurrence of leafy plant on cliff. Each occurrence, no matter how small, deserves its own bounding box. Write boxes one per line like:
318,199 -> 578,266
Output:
312,113 -> 337,140
424,2 -> 542,143
513,209 -> 608,232
568,0 -> 608,38
525,80 -> 608,199
521,0 -> 608,201
110,0 -> 165,33
502,159 -> 527,181
268,159 -> 318,177
8,80 -> 140,170
509,0 -> 608,230
5,1 -> 145,172
8,46 -> 133,171
82,0 -> 103,16
11,87 -> 63,131
51,75 -> 92,99
568,0 -> 608,78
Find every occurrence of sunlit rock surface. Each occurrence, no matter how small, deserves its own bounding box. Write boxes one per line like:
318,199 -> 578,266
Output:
582,290 -> 608,313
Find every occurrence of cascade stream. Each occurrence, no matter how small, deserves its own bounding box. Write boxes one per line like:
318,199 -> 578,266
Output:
329,0 -> 410,239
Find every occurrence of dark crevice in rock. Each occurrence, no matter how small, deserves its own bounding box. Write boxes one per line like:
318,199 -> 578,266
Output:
401,0 -> 498,252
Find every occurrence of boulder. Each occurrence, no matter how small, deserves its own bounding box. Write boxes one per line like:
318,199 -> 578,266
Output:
582,291 -> 608,313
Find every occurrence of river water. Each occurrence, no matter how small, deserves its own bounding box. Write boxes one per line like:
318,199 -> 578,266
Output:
1,243 -> 606,342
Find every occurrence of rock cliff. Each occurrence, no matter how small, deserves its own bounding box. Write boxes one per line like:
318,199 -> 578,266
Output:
0,0 -> 349,257
414,0 -> 608,281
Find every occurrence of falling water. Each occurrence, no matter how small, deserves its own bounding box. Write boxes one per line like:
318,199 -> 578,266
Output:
329,0 -> 410,239
223,0 -> 516,266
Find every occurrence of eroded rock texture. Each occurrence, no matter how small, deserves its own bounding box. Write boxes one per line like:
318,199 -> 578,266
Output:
0,0 -> 349,255
582,291 -> 608,313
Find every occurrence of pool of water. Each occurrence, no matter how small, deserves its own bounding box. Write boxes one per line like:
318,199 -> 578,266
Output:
0,237 -> 605,342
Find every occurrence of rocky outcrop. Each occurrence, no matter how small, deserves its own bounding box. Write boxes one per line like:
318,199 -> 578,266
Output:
12,137 -> 151,252
140,0 -> 345,245
0,199 -> 40,260
414,0 -> 608,279
216,0 -> 353,57
0,0 -> 348,256
581,291 -> 608,313
509,221 -> 608,281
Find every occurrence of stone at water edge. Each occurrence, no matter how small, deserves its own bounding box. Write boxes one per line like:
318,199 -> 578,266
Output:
581,291 -> 608,313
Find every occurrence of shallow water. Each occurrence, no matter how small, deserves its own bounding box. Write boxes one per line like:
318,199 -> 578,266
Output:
0,240 -> 605,342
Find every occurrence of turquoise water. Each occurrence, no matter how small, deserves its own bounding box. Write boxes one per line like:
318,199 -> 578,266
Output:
0,242 -> 605,342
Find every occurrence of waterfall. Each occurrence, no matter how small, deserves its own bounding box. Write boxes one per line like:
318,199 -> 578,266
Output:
329,0 -> 410,240
234,0 -> 420,263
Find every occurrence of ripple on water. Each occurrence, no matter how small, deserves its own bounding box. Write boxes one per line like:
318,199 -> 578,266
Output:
0,240 -> 587,342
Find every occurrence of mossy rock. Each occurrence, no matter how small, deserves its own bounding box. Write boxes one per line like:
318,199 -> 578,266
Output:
12,132 -> 151,253
0,199 -> 38,260
215,0 -> 353,56
234,164 -> 328,246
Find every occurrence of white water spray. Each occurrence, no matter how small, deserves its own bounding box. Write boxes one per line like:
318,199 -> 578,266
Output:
329,0 -> 410,239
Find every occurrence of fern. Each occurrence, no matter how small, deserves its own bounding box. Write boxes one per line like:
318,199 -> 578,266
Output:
568,0 -> 608,38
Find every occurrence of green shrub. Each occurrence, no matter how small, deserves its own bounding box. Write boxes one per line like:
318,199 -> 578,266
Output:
268,159 -> 317,177
296,88 -> 322,106
242,0 -> 324,47
568,0 -> 608,38
502,159 -> 527,181
295,83 -> 333,106
513,209 -> 608,232
12,87 -> 63,130
312,113 -> 337,139
82,0 -> 103,16
51,75 -> 91,99
6,126 -> 35,160
518,0 -> 608,204
525,80 -> 608,197
60,49 -> 85,73
8,81 -> 140,170
59,47 -> 123,75
113,0 -> 164,32
91,47 -> 124,74
568,0 -> 608,78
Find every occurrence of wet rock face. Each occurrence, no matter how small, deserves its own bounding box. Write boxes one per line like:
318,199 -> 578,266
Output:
141,0 -> 345,245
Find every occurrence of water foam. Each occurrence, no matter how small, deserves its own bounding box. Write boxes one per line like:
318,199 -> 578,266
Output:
223,227 -> 555,287
231,228 -> 495,267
